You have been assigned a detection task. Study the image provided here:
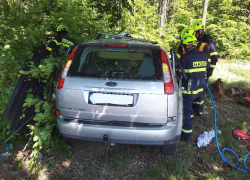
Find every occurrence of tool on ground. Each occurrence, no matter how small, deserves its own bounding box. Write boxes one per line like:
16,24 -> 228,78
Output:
233,130 -> 249,143
243,97 -> 250,105
237,99 -> 250,107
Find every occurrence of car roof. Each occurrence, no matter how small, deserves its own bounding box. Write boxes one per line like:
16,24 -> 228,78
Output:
79,39 -> 160,49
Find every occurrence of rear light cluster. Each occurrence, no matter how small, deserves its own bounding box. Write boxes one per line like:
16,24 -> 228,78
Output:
57,46 -> 78,89
160,49 -> 174,94
56,109 -> 61,115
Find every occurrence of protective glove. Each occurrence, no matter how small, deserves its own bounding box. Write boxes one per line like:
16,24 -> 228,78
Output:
207,67 -> 214,78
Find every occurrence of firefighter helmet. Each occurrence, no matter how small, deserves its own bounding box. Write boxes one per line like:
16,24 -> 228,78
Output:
57,25 -> 67,32
192,21 -> 204,32
182,34 -> 197,45
180,27 -> 195,40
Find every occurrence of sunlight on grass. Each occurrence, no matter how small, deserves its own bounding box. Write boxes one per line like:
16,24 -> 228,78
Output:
37,166 -> 49,180
62,159 -> 71,168
209,59 -> 250,88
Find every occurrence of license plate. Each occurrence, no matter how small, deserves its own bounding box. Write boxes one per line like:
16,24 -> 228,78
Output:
88,92 -> 134,106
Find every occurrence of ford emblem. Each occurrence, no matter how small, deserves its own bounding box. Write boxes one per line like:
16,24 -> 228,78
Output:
105,82 -> 117,87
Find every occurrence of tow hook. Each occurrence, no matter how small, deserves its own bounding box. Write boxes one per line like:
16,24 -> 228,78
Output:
103,134 -> 115,146
103,134 -> 108,142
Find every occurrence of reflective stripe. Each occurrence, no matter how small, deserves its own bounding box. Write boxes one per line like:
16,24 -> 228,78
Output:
182,46 -> 186,54
194,100 -> 204,105
182,88 -> 203,95
53,40 -> 70,47
176,53 -> 181,59
62,38 -> 74,46
199,112 -> 203,115
210,64 -> 216,68
191,115 -> 194,118
198,42 -> 207,52
63,43 -> 70,47
57,25 -> 66,32
46,47 -> 52,51
53,40 -> 62,45
182,129 -> 193,133
184,68 -> 206,73
208,58 -> 211,63
210,52 -> 218,56
193,61 -> 207,67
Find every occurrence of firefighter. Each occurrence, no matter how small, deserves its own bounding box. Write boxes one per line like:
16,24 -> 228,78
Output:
177,27 -> 211,66
193,38 -> 211,118
192,21 -> 218,79
176,27 -> 210,69
176,27 -> 211,118
46,25 -> 77,57
176,27 -> 195,59
180,34 -> 208,141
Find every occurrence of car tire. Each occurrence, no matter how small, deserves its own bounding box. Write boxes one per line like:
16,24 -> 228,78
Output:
161,143 -> 178,156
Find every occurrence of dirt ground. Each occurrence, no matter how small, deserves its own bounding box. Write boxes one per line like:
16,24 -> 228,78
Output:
1,82 -> 250,180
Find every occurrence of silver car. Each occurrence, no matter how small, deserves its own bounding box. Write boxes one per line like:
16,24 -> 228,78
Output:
55,34 -> 183,155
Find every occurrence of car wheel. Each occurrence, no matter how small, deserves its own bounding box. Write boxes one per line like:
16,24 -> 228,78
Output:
161,143 -> 178,156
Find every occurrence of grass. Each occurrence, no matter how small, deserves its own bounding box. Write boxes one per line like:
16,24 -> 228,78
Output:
209,59 -> 250,88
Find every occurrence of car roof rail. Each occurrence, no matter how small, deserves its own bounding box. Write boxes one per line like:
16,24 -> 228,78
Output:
95,32 -> 158,44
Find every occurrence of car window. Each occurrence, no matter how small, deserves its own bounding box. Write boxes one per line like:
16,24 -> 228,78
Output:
68,46 -> 163,80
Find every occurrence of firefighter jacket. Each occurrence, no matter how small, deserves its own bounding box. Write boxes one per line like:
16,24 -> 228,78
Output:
197,41 -> 211,71
175,42 -> 186,59
198,33 -> 218,69
176,42 -> 210,71
180,47 -> 208,95
46,34 -> 76,57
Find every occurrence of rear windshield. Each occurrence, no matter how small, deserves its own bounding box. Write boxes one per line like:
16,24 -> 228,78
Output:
68,46 -> 163,80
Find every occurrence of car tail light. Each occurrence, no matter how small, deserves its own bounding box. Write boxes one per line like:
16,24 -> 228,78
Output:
160,49 -> 174,94
56,109 -> 61,115
104,44 -> 128,48
57,46 -> 78,89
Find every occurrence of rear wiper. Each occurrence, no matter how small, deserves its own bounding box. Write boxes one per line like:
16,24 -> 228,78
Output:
101,70 -> 112,78
111,70 -> 130,75
101,70 -> 130,78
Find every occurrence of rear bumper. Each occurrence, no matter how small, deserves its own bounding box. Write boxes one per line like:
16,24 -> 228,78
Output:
57,116 -> 181,145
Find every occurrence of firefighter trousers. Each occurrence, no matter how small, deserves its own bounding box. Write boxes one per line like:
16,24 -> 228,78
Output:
182,92 -> 204,138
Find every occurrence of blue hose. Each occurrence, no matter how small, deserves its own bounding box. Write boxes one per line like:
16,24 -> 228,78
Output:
204,82 -> 250,173
0,141 -> 9,160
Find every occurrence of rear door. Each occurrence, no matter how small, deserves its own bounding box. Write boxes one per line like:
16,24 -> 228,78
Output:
57,44 -> 171,124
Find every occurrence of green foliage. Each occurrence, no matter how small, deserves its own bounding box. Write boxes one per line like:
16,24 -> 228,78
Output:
24,93 -> 58,169
19,56 -> 57,82
206,0 -> 250,59
89,0 -> 134,27
21,56 -> 71,170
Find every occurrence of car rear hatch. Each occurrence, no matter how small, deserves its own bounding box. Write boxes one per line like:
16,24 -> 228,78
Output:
56,42 -> 174,125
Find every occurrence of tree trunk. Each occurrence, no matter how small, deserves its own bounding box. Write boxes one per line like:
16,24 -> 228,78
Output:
158,0 -> 163,14
159,0 -> 168,28
202,0 -> 209,29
